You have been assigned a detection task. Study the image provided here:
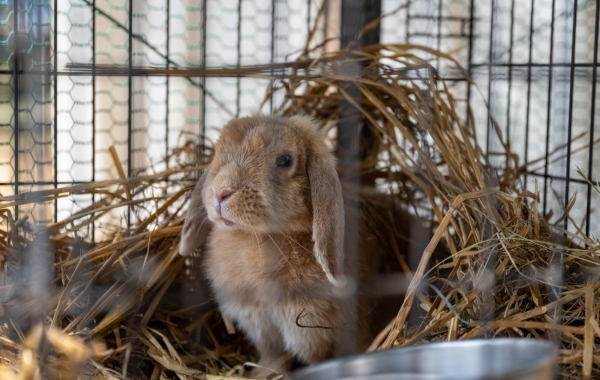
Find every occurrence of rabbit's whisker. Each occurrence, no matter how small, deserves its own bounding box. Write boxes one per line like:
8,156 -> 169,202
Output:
184,215 -> 208,254
197,215 -> 208,231
252,228 -> 264,275
266,232 -> 300,281
281,233 -> 313,256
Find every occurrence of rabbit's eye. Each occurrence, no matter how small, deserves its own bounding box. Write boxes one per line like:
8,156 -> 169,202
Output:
275,155 -> 291,168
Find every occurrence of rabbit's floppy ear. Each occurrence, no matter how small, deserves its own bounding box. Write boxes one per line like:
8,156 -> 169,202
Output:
307,154 -> 345,286
179,168 -> 212,256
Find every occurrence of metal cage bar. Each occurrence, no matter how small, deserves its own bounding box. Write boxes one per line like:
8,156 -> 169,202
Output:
586,0 -> 600,239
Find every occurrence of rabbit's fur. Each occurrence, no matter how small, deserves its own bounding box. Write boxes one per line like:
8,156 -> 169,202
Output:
179,115 -> 406,375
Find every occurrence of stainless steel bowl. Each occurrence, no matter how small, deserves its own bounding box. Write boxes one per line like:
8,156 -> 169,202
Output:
290,338 -> 557,380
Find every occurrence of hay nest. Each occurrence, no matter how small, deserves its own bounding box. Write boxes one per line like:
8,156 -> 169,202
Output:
1,43 -> 599,380
272,44 -> 600,379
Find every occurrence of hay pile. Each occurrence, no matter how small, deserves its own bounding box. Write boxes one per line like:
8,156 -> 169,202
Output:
271,44 -> 600,378
0,145 -> 259,379
1,39 -> 600,380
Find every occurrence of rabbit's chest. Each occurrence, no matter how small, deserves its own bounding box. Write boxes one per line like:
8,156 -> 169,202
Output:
204,231 -> 322,305
205,251 -> 283,305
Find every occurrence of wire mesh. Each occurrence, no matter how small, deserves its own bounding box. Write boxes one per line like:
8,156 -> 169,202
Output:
383,0 -> 600,239
0,0 -> 598,376
0,0 -> 329,235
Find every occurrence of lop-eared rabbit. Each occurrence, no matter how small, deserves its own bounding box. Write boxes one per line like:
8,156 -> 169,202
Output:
179,115 -> 417,376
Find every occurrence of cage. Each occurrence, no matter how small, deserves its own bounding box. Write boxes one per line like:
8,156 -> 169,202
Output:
0,0 -> 598,379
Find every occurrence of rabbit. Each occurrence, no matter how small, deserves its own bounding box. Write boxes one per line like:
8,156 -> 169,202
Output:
178,115 -> 407,376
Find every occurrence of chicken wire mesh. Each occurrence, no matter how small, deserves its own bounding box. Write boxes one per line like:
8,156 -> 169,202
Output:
0,0 -> 327,236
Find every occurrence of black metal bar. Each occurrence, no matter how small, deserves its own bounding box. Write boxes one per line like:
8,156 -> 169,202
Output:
339,0 -> 381,163
53,0 -> 58,223
563,0 -> 578,231
236,0 -> 242,117
8,61 -> 600,77
409,32 -> 470,38
586,0 -> 600,238
405,0 -> 410,42
269,0 -> 276,112
485,0 -> 496,156
127,0 -> 133,227
409,14 -> 476,21
91,0 -> 96,242
0,70 -> 474,82
542,0 -> 557,215
12,176 -> 585,187
505,0 -> 515,162
201,0 -> 207,154
323,0 -> 328,50
523,0 -> 534,188
465,0 -> 475,128
0,181 -> 129,186
338,0 -> 365,356
436,0 -> 442,71
338,0 -> 380,355
13,0 -> 19,216
165,0 -> 170,168
92,0 -> 96,242
307,0 -> 312,38
341,0 -> 381,48
481,0 -> 499,337
548,1 -> 570,335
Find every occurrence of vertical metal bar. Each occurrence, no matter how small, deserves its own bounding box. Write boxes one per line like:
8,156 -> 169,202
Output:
523,0 -> 535,188
236,0 -> 241,117
563,0 -> 577,231
200,0 -> 207,157
542,0 -> 556,214
482,0 -> 500,339
436,0 -> 442,70
586,0 -> 600,238
465,0 -> 475,127
339,0 -> 363,357
36,2 -> 48,198
92,0 -> 96,242
405,1 -> 410,42
323,0 -> 328,50
30,0 -> 52,344
307,0 -> 311,38
485,0 -> 496,156
505,0 -> 515,161
12,0 -> 19,217
339,0 -> 380,356
128,0 -> 133,173
53,0 -> 58,223
165,0 -> 170,167
269,0 -> 276,112
127,0 -> 133,227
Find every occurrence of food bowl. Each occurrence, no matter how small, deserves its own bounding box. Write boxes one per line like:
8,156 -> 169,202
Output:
290,338 -> 557,380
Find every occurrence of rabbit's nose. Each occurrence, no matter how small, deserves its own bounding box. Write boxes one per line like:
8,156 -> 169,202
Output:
217,189 -> 234,203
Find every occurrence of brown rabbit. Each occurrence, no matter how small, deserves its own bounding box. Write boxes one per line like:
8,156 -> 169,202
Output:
179,115 -> 405,375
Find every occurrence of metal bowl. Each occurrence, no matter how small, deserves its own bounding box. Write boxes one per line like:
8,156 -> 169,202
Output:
290,338 -> 557,380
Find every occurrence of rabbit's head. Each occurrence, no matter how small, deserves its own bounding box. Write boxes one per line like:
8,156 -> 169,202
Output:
179,115 -> 344,284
